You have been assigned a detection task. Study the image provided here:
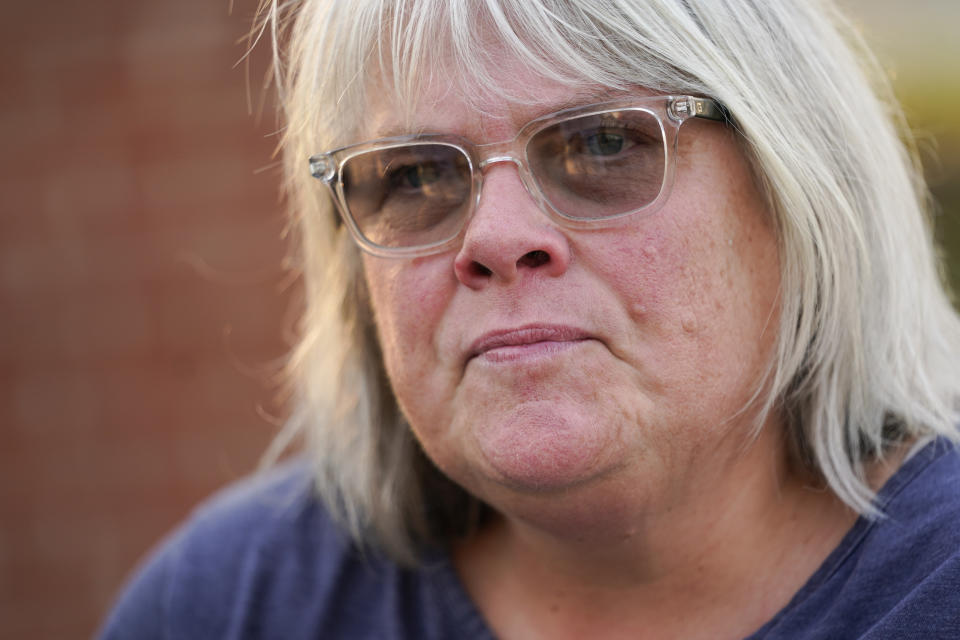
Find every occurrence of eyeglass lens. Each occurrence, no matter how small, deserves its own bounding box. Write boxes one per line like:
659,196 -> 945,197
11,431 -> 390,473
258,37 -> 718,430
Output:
341,108 -> 666,249
343,143 -> 472,249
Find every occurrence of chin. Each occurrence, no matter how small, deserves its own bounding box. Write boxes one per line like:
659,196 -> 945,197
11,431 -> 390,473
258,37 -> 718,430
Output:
466,399 -> 623,495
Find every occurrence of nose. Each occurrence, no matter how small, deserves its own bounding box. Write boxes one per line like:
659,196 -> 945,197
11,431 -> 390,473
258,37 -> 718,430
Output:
453,164 -> 572,289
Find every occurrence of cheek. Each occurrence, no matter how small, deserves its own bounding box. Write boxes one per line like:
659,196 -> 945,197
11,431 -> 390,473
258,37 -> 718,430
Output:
589,194 -> 779,403
664,206 -> 780,401
363,256 -> 457,410
592,221 -> 716,341
598,226 -> 676,318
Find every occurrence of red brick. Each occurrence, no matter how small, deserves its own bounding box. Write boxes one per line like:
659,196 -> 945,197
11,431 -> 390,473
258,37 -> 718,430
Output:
0,3 -> 289,635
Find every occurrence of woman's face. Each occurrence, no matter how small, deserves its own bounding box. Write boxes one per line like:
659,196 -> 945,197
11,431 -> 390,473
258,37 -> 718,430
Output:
360,70 -> 782,518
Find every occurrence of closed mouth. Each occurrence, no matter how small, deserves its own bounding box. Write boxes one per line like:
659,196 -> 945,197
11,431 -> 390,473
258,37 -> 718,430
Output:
467,325 -> 593,363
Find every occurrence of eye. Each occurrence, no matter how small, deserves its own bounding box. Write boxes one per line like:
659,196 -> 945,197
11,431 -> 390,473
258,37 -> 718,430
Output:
584,129 -> 628,156
388,162 -> 441,192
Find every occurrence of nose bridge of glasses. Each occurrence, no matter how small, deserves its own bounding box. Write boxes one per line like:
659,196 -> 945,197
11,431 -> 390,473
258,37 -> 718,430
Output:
478,155 -> 522,172
475,138 -> 525,173
471,141 -> 549,227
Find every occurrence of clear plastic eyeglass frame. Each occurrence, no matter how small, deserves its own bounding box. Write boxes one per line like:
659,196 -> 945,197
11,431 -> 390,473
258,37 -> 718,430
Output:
308,95 -> 727,258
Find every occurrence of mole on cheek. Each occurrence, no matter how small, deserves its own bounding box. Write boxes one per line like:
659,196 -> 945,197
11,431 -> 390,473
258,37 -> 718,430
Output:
681,311 -> 698,334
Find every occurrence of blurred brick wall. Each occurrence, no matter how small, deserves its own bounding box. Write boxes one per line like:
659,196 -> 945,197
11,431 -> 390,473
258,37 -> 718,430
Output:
0,1 -> 292,637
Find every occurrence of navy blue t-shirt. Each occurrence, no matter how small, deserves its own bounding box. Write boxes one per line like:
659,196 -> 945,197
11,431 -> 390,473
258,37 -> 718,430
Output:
99,440 -> 960,639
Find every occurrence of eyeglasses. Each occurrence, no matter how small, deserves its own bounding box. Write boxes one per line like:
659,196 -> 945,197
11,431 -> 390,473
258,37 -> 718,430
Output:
308,95 -> 726,258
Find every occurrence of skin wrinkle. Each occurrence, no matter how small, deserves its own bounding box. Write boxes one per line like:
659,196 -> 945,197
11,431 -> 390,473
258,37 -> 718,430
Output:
242,1 -> 960,634
363,60 -> 782,502
353,56 -> 856,637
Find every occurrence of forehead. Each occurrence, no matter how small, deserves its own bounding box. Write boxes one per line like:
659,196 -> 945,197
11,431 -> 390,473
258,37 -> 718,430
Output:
361,60 -> 645,142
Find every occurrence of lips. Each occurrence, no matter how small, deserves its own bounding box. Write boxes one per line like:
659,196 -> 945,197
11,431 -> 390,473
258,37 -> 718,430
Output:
466,325 -> 593,363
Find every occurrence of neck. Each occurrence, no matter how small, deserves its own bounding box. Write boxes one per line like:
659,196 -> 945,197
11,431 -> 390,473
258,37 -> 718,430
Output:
454,426 -> 859,640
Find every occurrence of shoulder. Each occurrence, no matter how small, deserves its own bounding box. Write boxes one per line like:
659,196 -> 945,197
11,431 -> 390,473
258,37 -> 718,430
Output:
98,459 -> 351,639
755,439 -> 960,639
156,458 -> 349,583
855,440 -> 960,636
98,459 -> 493,640
868,439 -> 960,576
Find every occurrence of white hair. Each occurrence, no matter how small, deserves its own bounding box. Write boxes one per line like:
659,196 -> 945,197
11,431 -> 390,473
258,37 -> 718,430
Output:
255,0 -> 960,563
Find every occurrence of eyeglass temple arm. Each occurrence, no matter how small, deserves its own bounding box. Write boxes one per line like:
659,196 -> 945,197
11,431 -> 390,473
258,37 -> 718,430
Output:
696,98 -> 728,121
670,96 -> 729,123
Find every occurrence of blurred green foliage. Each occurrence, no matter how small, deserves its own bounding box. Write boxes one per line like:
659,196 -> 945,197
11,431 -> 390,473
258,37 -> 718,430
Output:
898,81 -> 960,299
840,0 -> 960,298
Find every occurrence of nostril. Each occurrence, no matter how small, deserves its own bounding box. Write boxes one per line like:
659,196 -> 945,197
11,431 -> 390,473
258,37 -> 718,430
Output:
465,262 -> 493,278
518,250 -> 550,269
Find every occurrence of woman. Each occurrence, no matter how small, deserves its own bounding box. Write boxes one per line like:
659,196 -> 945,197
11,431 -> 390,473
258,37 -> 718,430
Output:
101,0 -> 960,637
